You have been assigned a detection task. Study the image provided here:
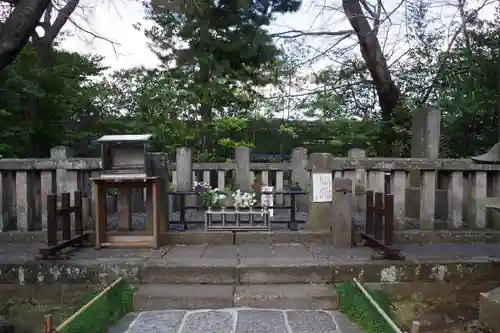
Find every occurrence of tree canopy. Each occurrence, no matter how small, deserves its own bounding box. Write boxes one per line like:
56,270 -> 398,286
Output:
0,0 -> 499,160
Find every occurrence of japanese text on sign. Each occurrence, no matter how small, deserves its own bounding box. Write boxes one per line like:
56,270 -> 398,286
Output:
312,173 -> 333,202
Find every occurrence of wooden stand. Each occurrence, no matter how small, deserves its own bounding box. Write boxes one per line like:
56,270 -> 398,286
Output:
92,176 -> 161,249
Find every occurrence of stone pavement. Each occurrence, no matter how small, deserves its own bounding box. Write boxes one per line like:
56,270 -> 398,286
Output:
3,241 -> 500,263
110,309 -> 362,333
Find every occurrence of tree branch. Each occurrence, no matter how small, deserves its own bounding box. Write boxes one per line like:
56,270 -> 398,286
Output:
270,29 -> 353,39
0,0 -> 51,71
40,0 -> 79,47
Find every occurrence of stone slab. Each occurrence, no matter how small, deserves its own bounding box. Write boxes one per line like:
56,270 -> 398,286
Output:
234,284 -> 338,309
115,309 -> 350,333
126,310 -> 186,333
238,258 -> 334,284
141,260 -> 238,284
286,311 -> 337,333
236,310 -> 288,333
134,284 -> 234,310
3,230 -> 500,246
479,287 -> 500,332
180,311 -> 233,333
1,243 -> 500,284
273,244 -> 312,258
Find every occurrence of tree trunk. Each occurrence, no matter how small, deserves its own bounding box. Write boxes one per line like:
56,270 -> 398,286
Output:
342,0 -> 407,156
0,0 -> 51,71
24,0 -> 79,156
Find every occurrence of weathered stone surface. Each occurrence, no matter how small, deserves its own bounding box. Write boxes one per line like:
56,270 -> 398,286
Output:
236,310 -> 287,333
286,311 -> 336,333
112,309 -> 353,333
234,284 -> 338,309
273,244 -> 312,258
134,284 -> 233,310
330,312 -> 363,333
479,287 -> 500,332
180,311 -> 233,333
142,259 -> 237,284
239,258 -> 333,284
1,243 -> 500,284
127,311 -> 185,333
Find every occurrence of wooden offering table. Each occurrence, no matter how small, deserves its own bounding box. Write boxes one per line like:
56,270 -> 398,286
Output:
92,176 -> 161,249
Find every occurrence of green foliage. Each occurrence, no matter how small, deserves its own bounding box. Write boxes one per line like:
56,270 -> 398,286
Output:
3,0 -> 500,159
335,283 -> 396,333
0,45 -> 106,157
143,0 -> 301,126
58,279 -> 134,333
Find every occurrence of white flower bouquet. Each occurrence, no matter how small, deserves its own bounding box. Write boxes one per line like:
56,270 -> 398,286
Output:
231,189 -> 257,209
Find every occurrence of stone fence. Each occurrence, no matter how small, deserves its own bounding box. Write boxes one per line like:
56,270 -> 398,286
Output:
1,145 -> 500,233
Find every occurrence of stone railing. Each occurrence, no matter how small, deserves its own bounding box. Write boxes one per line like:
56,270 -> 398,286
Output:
1,145 -> 499,233
0,146 -> 308,232
312,150 -> 500,231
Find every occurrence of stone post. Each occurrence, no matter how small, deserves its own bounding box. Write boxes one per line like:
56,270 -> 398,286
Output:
15,171 -> 33,231
291,147 -> 309,209
176,147 -> 194,207
332,177 -> 353,248
235,147 -> 251,191
147,153 -> 169,232
348,148 -> 366,227
410,106 -> 441,186
51,146 -> 77,194
308,153 -> 334,231
51,146 -> 78,229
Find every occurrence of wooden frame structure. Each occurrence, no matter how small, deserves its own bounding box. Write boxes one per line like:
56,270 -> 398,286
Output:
361,190 -> 404,260
92,176 -> 161,249
38,190 -> 90,259
92,133 -> 166,249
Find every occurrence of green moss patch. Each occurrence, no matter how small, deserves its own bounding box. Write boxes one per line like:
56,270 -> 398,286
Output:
58,280 -> 135,333
335,282 -> 396,333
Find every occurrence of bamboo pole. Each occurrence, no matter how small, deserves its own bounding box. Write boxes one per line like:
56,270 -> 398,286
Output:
352,278 -> 403,333
55,277 -> 123,332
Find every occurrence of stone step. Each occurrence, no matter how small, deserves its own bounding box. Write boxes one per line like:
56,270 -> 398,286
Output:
141,259 -> 333,284
234,284 -> 338,310
479,287 -> 500,332
134,284 -> 234,310
133,284 -> 338,310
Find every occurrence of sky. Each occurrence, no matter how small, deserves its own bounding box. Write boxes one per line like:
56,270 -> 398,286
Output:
59,0 -> 498,73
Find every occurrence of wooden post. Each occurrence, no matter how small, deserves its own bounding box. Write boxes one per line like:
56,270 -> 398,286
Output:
46,194 -> 57,247
332,177 -> 353,248
366,191 -> 374,235
384,193 -> 394,246
93,181 -> 106,249
374,192 -> 384,240
148,153 -> 169,232
43,314 -> 53,333
74,190 -> 83,236
61,192 -> 71,241
152,181 -> 160,249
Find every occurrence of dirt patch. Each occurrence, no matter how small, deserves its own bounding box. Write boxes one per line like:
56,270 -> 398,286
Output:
370,281 -> 500,333
0,284 -> 103,332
